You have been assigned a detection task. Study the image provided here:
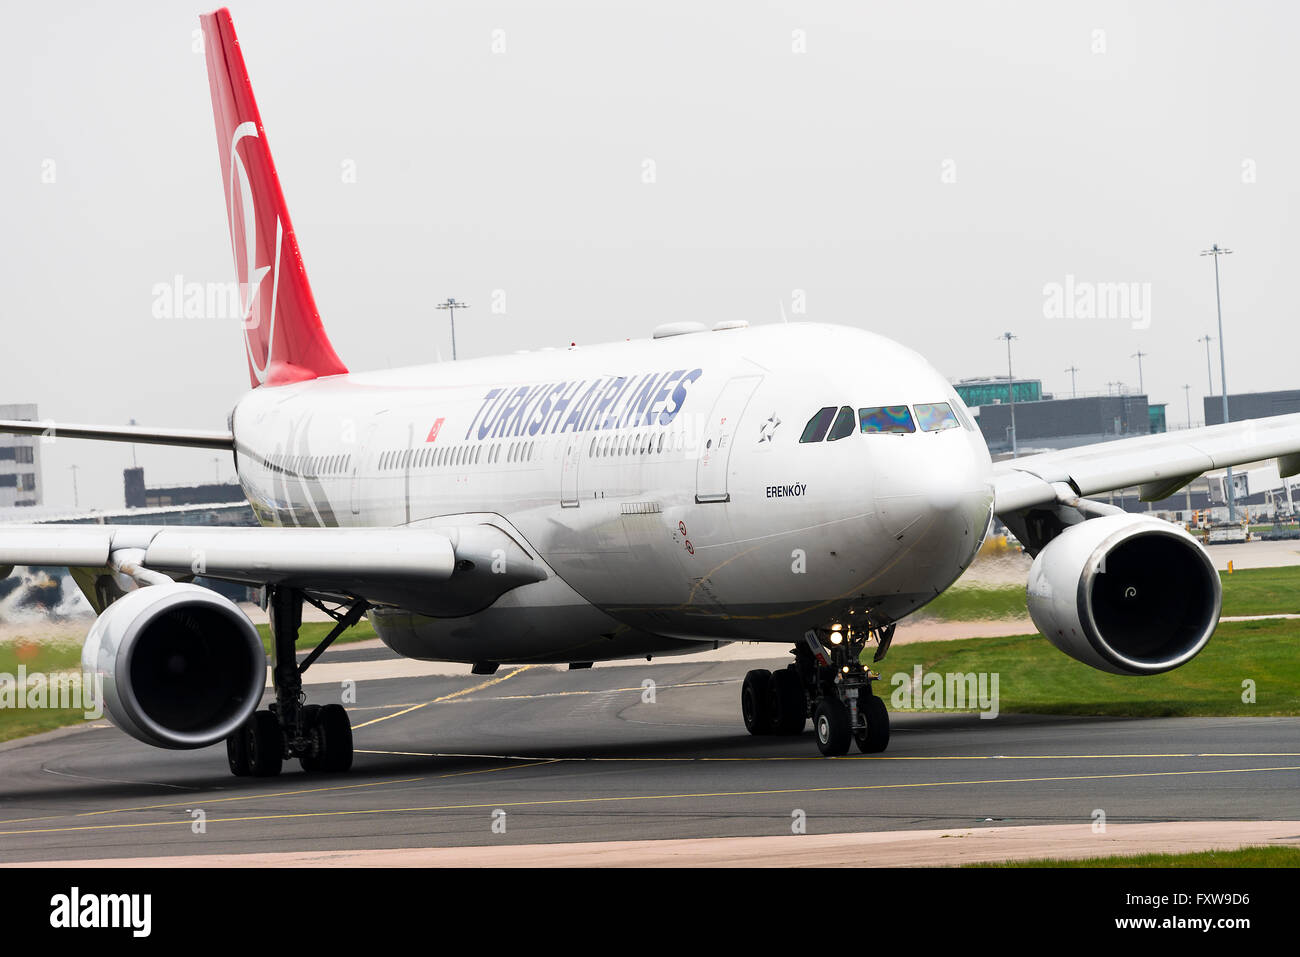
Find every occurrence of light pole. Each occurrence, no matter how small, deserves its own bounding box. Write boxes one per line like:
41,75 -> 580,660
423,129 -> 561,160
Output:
1064,365 -> 1079,398
1197,334 -> 1214,394
1130,351 -> 1148,394
436,298 -> 470,360
69,464 -> 79,509
998,332 -> 1018,457
1183,384 -> 1191,428
1200,244 -> 1235,520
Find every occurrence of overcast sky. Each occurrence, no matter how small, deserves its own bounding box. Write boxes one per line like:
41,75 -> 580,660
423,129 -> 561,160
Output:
3,1 -> 1297,509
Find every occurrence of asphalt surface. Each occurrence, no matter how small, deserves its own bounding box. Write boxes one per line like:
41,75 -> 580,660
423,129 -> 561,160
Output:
1,646 -> 1297,864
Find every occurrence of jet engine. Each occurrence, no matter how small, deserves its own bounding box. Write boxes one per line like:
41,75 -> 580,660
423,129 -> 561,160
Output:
1026,514 -> 1221,675
81,582 -> 266,748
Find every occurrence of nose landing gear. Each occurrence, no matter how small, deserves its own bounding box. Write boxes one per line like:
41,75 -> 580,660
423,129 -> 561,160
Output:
740,624 -> 893,757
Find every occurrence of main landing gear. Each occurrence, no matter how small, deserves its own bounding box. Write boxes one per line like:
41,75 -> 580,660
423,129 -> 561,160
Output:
226,587 -> 368,778
742,624 -> 893,757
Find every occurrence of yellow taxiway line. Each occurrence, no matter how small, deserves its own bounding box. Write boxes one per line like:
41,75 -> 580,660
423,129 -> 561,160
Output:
1,764 -> 1296,837
351,665 -> 535,730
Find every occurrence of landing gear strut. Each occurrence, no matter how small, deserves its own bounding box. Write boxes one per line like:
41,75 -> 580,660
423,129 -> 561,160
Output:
226,587 -> 367,777
741,624 -> 891,757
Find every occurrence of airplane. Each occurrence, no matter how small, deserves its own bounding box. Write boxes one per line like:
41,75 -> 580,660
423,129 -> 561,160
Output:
3,7 -> 1299,775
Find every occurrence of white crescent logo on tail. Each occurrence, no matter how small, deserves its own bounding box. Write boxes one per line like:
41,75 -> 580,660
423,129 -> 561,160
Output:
229,121 -> 283,384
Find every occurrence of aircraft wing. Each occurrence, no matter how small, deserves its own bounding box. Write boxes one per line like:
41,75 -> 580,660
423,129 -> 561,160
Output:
992,412 -> 1300,515
0,522 -> 547,617
0,419 -> 234,450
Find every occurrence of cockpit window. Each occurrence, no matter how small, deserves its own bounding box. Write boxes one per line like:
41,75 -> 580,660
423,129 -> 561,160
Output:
914,402 -> 960,432
826,406 -> 856,441
859,406 -> 915,434
800,407 -> 837,443
949,397 -> 976,431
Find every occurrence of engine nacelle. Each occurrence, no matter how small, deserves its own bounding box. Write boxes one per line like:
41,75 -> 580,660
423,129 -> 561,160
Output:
1026,515 -> 1221,676
81,583 -> 266,749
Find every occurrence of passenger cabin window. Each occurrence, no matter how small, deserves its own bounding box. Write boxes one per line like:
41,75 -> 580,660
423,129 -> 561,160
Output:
915,402 -> 960,432
859,406 -> 915,434
826,406 -> 856,441
800,407 -> 837,443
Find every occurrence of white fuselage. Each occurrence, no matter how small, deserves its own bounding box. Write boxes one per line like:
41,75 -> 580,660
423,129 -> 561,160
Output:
229,323 -> 995,664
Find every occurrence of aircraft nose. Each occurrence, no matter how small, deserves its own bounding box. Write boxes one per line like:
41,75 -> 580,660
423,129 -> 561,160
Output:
875,438 -> 991,540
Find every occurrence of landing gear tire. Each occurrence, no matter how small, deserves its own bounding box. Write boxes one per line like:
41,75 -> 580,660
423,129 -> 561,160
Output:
854,694 -> 890,754
301,704 -> 353,773
770,668 -> 807,735
245,710 -> 284,777
814,697 -> 851,757
741,670 -> 773,735
226,724 -> 251,777
298,704 -> 323,772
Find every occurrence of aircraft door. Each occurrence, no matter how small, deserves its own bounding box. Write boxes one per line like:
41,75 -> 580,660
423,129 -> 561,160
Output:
695,375 -> 762,503
561,436 -> 581,507
350,420 -> 381,516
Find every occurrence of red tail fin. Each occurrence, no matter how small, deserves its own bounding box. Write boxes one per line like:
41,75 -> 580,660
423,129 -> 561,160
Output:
200,8 -> 348,388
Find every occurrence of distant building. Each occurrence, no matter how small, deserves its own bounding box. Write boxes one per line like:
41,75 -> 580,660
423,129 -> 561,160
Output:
974,393 -> 1156,453
123,466 -> 245,509
1204,389 -> 1300,426
1,471 -> 257,609
962,379 -> 1295,522
0,403 -> 42,508
953,377 -> 1043,408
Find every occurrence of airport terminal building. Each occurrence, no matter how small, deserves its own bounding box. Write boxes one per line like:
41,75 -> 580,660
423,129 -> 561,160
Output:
0,403 -> 41,509
957,379 -> 1295,523
1204,389 -> 1300,425
975,393 -> 1162,454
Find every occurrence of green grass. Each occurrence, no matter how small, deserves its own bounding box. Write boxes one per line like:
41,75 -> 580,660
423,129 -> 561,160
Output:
1218,566 -> 1300,617
876,618 -> 1300,717
967,846 -> 1300,868
0,637 -> 99,743
917,586 -> 1030,621
920,565 -> 1300,622
0,638 -> 81,675
0,707 -> 98,743
254,619 -> 378,656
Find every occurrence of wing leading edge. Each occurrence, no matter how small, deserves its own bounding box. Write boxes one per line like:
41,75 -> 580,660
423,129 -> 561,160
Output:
992,412 -> 1300,516
0,522 -> 547,618
0,419 -> 234,450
